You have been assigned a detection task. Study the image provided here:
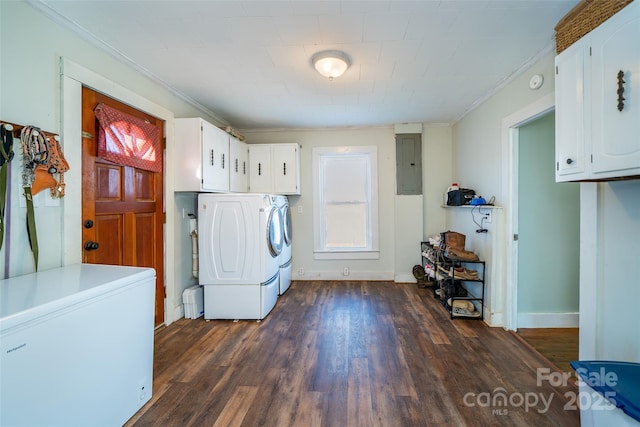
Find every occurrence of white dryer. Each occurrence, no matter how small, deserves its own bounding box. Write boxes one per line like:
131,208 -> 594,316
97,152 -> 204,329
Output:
273,195 -> 292,294
198,193 -> 283,320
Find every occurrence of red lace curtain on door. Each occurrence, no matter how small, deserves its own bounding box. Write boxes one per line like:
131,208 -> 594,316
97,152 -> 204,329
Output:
94,103 -> 162,173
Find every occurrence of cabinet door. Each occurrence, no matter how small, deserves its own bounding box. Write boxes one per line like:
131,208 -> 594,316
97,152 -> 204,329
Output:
555,40 -> 588,181
229,137 -> 248,193
273,144 -> 300,195
174,118 -> 203,191
248,145 -> 272,193
201,121 -> 229,192
590,2 -> 640,176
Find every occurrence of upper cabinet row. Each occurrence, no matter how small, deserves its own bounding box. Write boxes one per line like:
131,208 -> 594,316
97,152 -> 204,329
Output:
555,1 -> 640,182
174,118 -> 301,195
248,144 -> 300,195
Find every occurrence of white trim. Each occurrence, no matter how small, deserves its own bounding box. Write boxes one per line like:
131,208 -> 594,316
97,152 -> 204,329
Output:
312,146 -> 379,257
394,273 -> 416,283
517,312 -> 579,328
501,93 -> 555,331
393,123 -> 422,134
60,57 -> 178,326
31,0 -> 226,127
314,251 -> 380,260
456,44 -> 555,123
293,270 -> 394,281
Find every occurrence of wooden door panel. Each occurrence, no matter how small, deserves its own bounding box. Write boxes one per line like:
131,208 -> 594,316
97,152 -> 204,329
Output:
96,165 -> 123,200
135,212 -> 156,268
135,170 -> 155,201
94,215 -> 124,265
82,86 -> 165,326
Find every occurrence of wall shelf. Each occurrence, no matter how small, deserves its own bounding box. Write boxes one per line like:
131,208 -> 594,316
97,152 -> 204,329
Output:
441,205 -> 502,209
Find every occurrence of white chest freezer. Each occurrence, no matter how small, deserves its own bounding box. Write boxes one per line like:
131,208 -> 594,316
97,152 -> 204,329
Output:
0,263 -> 156,427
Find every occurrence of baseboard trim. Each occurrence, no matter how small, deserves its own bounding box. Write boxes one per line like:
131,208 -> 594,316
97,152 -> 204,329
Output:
394,273 -> 416,283
293,271 -> 395,281
517,312 -> 579,328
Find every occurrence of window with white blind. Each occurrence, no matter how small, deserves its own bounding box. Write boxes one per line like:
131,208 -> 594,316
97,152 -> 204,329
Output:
312,146 -> 379,259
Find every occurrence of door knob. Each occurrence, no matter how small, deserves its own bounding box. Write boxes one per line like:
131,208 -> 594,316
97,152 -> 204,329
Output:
84,219 -> 94,228
84,241 -> 99,251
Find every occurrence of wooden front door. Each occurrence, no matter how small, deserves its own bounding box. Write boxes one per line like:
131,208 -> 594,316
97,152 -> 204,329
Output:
81,86 -> 165,326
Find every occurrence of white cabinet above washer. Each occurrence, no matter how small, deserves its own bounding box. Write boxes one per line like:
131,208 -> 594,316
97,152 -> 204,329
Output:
249,143 -> 300,195
175,118 -> 230,192
229,136 -> 249,193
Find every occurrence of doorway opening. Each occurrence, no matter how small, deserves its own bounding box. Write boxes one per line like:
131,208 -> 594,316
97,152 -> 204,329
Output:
502,94 -> 579,373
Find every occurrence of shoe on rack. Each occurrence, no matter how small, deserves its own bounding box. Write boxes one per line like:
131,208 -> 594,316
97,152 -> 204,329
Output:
452,266 -> 479,280
445,247 -> 479,261
452,306 -> 481,318
447,298 -> 475,312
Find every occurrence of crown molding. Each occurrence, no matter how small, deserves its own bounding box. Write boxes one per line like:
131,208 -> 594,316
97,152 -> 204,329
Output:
27,0 -> 229,127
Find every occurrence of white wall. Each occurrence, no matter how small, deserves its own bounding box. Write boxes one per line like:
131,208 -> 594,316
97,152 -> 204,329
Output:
517,113 -> 579,327
394,195 -> 423,283
448,50 -> 557,326
450,42 -> 640,367
244,127 -> 397,281
581,181 -> 640,362
452,51 -> 556,207
1,1 -> 221,324
422,125 -> 452,238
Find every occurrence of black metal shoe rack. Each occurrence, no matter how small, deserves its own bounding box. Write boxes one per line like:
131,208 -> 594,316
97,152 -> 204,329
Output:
421,241 -> 485,320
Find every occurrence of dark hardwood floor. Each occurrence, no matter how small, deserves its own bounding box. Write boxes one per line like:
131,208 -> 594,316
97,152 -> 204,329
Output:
516,328 -> 579,375
126,281 -> 580,427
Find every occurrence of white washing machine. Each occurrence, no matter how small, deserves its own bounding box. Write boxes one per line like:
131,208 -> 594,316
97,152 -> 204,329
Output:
274,195 -> 292,294
198,193 -> 283,320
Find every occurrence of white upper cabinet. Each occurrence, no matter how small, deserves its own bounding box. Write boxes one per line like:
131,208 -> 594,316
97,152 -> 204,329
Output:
175,118 -> 230,192
590,2 -> 640,176
248,143 -> 301,195
248,144 -> 273,194
555,1 -> 640,182
272,144 -> 301,195
229,136 -> 249,193
555,39 -> 588,180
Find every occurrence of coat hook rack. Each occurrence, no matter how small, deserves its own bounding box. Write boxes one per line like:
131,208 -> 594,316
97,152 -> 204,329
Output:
0,120 -> 60,141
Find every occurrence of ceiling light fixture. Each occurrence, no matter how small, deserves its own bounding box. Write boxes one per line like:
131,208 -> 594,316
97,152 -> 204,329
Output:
312,50 -> 351,80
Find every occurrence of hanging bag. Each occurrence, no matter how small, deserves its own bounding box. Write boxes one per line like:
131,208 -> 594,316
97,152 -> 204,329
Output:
20,126 -> 48,270
0,123 -> 15,251
45,135 -> 70,198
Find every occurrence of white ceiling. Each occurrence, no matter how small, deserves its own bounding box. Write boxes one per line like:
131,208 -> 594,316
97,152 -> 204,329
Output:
36,0 -> 578,131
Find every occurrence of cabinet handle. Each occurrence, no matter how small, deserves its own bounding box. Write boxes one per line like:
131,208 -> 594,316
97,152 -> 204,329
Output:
210,149 -> 214,166
235,158 -> 238,173
258,163 -> 262,176
243,161 -> 246,175
617,70 -> 625,112
221,153 -> 225,169
566,158 -> 574,165
283,162 -> 287,175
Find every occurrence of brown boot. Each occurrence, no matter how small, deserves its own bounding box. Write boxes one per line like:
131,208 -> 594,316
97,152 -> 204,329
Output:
443,231 -> 466,250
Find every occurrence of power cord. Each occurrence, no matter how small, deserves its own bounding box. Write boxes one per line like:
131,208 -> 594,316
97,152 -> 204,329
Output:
471,205 -> 489,233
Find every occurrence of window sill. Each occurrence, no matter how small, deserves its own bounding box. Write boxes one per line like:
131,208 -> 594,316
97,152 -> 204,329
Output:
313,251 -> 380,260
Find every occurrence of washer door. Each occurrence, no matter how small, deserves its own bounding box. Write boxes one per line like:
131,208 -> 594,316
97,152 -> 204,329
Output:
281,204 -> 292,246
267,206 -> 283,258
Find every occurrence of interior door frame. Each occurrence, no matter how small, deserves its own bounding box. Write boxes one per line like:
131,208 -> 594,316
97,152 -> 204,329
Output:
501,93 -> 555,331
60,58 -> 178,325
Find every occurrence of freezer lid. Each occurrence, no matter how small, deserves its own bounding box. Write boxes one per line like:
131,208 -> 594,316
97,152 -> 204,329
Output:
0,264 -> 155,332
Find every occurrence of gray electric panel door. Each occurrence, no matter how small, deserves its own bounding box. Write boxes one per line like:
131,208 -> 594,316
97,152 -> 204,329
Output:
395,133 -> 422,195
